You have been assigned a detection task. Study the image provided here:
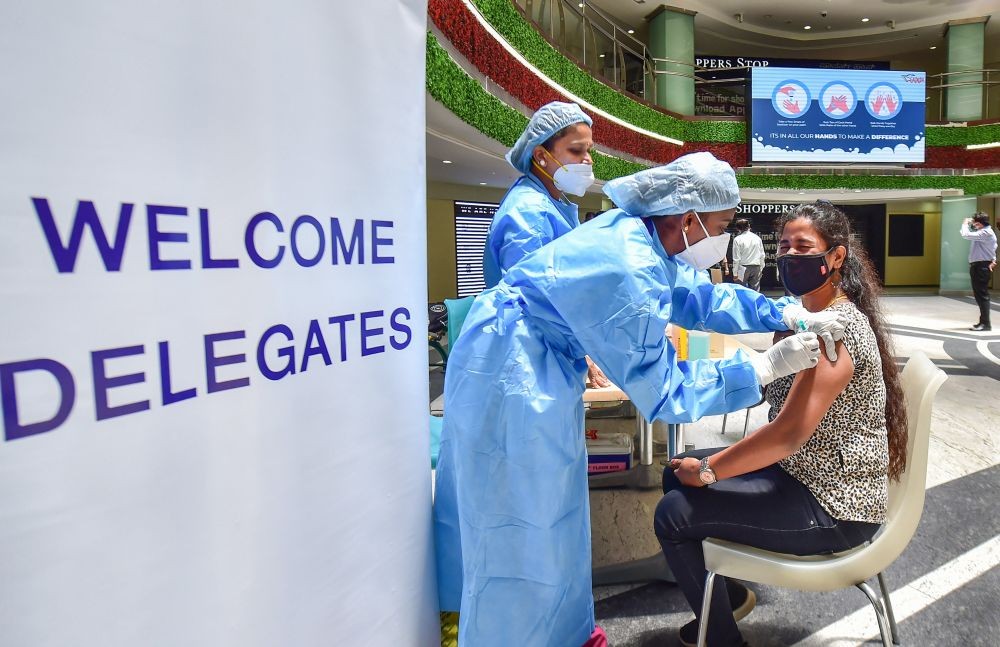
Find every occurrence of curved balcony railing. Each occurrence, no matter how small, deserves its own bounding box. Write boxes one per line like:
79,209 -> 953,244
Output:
928,69 -> 1000,121
512,0 -> 656,100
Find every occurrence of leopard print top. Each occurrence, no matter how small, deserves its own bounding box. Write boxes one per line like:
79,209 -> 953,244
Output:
766,301 -> 889,524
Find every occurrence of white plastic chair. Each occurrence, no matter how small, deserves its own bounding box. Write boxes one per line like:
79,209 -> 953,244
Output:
696,351 -> 947,647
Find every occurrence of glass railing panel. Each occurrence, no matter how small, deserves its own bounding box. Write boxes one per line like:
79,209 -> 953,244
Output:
509,0 -> 651,99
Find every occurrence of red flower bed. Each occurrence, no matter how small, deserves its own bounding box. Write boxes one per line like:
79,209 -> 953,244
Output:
921,145 -> 999,169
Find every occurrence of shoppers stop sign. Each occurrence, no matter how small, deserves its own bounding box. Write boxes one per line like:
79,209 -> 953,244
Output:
695,55 -> 888,117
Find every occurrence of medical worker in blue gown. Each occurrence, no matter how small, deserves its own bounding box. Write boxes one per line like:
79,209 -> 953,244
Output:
482,100 -> 611,388
483,100 -> 594,288
434,152 -> 849,646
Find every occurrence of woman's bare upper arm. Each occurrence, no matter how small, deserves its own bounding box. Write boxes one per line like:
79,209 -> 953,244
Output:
772,340 -> 855,446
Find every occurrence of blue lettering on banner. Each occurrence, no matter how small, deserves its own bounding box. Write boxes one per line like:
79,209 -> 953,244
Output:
331,217 -> 364,264
327,314 -> 356,361
4,194 -> 414,443
158,341 -> 197,405
32,198 -> 133,273
246,211 -> 285,268
290,215 -> 325,267
199,208 -> 239,269
147,204 -> 192,271
371,220 -> 394,264
257,324 -> 297,381
360,310 -> 385,357
389,307 -> 411,350
0,358 -> 76,441
301,319 -> 332,372
1,308 -> 414,441
204,331 -> 250,393
31,197 -> 397,272
92,345 -> 150,420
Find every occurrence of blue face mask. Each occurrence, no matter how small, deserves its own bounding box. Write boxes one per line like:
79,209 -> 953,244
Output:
777,249 -> 833,296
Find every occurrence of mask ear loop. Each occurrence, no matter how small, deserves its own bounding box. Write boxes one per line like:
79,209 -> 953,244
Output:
829,246 -> 846,288
680,216 -> 693,250
532,148 -> 572,201
532,158 -> 555,183
681,211 -> 711,250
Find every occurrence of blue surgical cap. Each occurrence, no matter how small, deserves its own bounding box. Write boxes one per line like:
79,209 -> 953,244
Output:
506,101 -> 593,174
603,152 -> 741,216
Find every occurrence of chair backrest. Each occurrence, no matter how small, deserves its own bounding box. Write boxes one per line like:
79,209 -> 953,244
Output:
868,351 -> 947,562
444,296 -> 476,349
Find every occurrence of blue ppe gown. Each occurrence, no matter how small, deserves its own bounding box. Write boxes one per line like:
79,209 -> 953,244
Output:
482,173 -> 580,288
434,210 -> 793,646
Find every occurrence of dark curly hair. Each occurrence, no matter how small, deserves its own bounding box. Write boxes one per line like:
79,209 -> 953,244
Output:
776,201 -> 908,481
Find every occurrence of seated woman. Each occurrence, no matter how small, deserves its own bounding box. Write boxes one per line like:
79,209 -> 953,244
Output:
654,201 -> 907,647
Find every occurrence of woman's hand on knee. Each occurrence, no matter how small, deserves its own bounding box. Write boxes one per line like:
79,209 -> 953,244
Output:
669,457 -> 704,488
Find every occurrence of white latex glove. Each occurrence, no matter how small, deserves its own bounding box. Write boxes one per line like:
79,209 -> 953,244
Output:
750,332 -> 820,387
781,303 -> 848,361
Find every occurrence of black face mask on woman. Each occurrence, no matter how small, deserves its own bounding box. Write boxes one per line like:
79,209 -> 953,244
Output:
777,249 -> 834,296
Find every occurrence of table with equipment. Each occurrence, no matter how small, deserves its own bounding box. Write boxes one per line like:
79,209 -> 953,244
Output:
587,333 -> 753,586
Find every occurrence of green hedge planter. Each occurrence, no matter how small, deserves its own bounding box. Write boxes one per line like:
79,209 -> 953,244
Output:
737,173 -> 1000,194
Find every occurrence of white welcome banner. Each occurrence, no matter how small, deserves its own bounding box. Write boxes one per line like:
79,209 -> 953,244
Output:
0,1 -> 436,645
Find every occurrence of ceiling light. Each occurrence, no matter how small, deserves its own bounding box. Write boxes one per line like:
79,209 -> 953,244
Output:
804,25 -> 812,30
861,17 -> 870,23
930,46 -> 937,50
442,160 -> 452,164
599,54 -> 605,58
627,29 -> 634,34
578,2 -> 584,7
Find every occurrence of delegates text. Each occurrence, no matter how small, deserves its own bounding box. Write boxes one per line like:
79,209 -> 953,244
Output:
1,198 -> 412,442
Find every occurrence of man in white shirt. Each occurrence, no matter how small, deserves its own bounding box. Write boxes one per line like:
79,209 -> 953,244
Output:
732,218 -> 766,291
961,212 -> 998,331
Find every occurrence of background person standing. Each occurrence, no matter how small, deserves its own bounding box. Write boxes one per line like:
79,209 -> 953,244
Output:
732,218 -> 765,291
961,212 -> 998,331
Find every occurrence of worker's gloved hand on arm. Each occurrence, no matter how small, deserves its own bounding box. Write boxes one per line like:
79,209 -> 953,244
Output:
750,332 -> 820,387
781,303 -> 848,361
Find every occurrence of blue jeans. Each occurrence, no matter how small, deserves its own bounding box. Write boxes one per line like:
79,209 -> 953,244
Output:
654,448 -> 880,646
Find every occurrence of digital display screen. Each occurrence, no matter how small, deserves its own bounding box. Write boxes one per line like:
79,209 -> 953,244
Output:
749,67 -> 926,163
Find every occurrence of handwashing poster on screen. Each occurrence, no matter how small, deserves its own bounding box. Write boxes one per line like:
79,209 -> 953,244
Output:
750,67 -> 926,163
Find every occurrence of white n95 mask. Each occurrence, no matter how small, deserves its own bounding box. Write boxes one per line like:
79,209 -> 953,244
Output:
675,211 -> 731,271
553,163 -> 595,197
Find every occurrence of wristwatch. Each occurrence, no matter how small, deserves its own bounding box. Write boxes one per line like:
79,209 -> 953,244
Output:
698,457 -> 718,485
